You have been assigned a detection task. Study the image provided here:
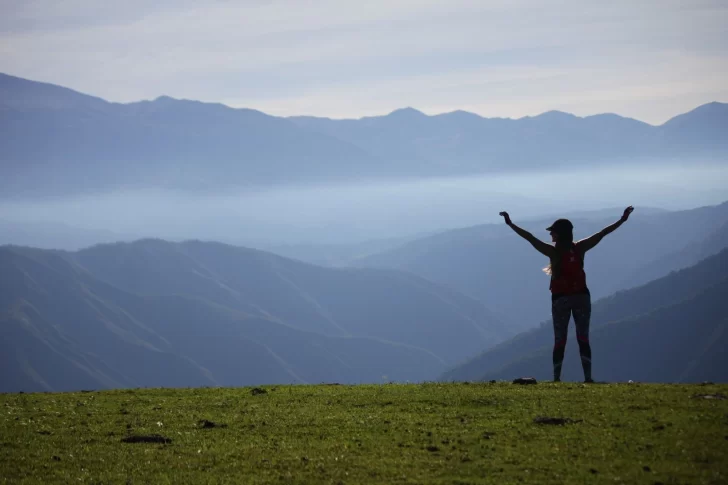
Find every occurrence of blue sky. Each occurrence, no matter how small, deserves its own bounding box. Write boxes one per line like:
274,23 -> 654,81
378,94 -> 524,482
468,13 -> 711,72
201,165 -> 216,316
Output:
1,0 -> 727,124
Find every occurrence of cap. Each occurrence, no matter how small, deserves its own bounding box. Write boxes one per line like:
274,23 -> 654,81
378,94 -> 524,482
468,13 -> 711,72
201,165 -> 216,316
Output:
546,218 -> 573,233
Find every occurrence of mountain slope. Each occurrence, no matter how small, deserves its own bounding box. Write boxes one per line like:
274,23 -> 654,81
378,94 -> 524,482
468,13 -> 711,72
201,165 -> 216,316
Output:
660,101 -> 728,150
475,279 -> 728,383
1,239 -> 509,392
2,72 -> 727,197
289,108 -> 660,171
0,246 -> 215,391
620,220 -> 728,289
290,103 -> 727,172
69,239 -> 507,364
0,73 -> 376,196
0,245 -> 450,392
440,247 -> 728,383
355,202 -> 728,328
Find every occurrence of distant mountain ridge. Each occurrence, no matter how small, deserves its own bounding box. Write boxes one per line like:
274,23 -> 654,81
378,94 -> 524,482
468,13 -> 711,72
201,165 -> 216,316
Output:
1,72 -> 726,197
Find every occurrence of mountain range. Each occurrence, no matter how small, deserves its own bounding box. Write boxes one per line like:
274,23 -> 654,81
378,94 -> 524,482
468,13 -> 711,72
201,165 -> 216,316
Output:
0,239 -> 508,392
2,72 -> 727,197
3,200 -> 728,392
3,71 -> 728,390
353,201 -> 728,328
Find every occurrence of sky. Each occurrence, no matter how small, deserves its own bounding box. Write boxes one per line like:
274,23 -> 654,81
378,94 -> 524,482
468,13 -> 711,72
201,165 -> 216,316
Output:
1,0 -> 727,124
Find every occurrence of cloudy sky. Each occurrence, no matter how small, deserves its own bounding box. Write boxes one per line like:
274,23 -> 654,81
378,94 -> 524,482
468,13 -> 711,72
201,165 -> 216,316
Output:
1,0 -> 727,124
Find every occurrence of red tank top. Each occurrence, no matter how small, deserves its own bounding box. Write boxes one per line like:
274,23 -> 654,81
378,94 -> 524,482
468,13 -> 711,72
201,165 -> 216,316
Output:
549,245 -> 587,295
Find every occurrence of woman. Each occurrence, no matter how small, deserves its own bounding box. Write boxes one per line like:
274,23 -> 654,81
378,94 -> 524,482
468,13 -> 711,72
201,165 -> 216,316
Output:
498,206 -> 634,382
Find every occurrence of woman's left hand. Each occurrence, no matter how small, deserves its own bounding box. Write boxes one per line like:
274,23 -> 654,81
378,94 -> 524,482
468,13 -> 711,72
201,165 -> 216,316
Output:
621,206 -> 634,222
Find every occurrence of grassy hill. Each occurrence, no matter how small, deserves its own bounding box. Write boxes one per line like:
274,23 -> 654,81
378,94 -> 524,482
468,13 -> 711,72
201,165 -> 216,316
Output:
1,383 -> 726,484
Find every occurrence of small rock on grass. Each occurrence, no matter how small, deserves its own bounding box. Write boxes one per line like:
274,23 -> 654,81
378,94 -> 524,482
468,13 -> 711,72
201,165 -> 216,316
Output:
121,434 -> 171,444
251,387 -> 267,396
198,419 -> 227,429
533,416 -> 582,425
512,377 -> 537,385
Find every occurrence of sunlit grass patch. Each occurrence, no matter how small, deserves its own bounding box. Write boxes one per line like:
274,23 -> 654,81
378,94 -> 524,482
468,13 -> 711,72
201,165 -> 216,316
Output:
1,382 -> 726,484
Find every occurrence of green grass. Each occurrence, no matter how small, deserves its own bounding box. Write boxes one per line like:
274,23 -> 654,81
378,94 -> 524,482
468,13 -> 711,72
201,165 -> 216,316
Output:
1,382 -> 727,484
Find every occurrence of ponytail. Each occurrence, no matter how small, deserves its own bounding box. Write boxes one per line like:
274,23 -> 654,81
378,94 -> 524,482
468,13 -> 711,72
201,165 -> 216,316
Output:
543,232 -> 574,277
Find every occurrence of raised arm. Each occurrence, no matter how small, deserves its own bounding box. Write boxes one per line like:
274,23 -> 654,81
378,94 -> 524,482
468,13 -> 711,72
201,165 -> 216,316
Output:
577,206 -> 634,253
499,211 -> 555,258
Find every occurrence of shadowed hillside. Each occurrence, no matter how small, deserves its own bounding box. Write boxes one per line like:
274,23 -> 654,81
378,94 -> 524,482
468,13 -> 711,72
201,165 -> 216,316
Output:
441,248 -> 728,383
0,240 -> 507,392
620,219 -> 728,289
481,283 -> 728,383
356,202 -> 728,328
71,240 -> 507,362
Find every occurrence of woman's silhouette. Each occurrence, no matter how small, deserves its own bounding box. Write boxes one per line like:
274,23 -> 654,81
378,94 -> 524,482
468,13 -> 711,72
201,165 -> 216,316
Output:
499,206 -> 634,382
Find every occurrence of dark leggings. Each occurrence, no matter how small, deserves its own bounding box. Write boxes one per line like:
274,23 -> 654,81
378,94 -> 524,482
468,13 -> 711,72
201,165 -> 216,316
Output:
551,293 -> 592,381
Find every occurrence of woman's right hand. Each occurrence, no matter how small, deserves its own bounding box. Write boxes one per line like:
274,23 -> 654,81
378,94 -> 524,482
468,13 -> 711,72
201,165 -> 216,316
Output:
499,211 -> 512,225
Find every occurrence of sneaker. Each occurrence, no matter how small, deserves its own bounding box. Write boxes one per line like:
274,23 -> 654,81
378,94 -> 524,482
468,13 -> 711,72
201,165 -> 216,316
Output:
584,378 -> 594,384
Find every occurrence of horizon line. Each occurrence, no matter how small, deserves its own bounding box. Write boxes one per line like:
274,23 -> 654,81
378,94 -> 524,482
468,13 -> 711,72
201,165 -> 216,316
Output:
2,71 -> 726,127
